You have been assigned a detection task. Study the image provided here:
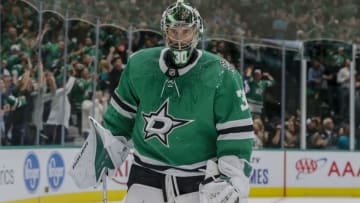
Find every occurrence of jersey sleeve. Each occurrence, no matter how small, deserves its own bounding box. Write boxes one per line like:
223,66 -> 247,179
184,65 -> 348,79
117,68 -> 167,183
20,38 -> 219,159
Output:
214,67 -> 254,163
265,79 -> 275,87
103,60 -> 139,139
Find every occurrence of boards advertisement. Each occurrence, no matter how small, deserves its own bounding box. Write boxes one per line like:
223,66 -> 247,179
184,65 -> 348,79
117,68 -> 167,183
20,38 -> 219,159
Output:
1,148 -> 360,202
0,148 -> 129,202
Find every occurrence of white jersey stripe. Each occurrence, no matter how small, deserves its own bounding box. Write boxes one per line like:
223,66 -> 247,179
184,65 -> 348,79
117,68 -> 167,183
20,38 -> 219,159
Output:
216,118 -> 253,131
247,98 -> 263,105
217,131 -> 254,141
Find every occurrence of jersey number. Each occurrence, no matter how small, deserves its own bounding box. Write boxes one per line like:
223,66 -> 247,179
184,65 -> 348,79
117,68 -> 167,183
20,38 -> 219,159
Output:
173,51 -> 188,64
236,89 -> 249,111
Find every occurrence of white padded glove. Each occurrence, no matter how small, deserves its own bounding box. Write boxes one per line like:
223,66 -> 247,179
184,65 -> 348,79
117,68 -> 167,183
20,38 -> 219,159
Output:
69,117 -> 130,189
89,116 -> 130,168
199,156 -> 251,203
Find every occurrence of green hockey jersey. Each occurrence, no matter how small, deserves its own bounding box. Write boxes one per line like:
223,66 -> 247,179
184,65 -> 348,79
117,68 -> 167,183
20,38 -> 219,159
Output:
104,47 -> 253,174
246,77 -> 275,114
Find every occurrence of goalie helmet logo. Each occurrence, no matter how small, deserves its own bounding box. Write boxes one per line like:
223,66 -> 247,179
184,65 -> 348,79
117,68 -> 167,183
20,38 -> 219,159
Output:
178,7 -> 190,21
142,99 -> 193,147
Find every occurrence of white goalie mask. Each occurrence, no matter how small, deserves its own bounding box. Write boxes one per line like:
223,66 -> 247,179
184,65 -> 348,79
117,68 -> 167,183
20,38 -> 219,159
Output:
161,1 -> 204,66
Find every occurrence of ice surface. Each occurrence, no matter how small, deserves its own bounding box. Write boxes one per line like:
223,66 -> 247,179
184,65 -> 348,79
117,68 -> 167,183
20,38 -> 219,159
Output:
110,197 -> 360,203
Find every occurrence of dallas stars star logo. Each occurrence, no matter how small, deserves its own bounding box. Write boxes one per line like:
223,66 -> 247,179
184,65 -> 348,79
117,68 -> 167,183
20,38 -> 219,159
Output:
142,99 -> 193,147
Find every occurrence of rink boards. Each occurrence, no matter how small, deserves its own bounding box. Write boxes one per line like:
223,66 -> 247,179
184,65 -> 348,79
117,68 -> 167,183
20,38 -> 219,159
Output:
0,148 -> 360,203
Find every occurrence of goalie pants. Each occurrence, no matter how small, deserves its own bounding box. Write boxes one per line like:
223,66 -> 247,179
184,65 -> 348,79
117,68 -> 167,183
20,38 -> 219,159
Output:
123,164 -> 205,203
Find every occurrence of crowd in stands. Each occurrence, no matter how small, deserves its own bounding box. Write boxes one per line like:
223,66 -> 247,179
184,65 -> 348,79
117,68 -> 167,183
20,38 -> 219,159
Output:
4,0 -> 360,40
0,0 -> 359,150
247,42 -> 360,150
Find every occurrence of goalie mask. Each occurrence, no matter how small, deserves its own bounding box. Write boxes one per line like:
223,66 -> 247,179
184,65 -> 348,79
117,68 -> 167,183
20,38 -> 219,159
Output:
161,1 -> 204,67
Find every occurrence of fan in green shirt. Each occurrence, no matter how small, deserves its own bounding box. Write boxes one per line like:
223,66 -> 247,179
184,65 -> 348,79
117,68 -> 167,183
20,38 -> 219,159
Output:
245,67 -> 275,119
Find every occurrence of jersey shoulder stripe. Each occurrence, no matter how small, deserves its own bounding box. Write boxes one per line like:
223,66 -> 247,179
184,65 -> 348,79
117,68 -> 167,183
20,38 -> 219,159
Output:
109,98 -> 135,119
110,91 -> 137,119
218,132 -> 254,141
217,123 -> 254,139
216,118 -> 254,141
113,91 -> 137,112
216,118 -> 253,130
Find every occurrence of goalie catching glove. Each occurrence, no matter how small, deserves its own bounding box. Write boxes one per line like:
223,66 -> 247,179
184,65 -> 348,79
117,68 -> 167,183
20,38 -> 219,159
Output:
199,156 -> 252,203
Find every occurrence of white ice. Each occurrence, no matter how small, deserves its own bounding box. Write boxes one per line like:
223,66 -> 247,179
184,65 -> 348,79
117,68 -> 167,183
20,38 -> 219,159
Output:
112,197 -> 360,203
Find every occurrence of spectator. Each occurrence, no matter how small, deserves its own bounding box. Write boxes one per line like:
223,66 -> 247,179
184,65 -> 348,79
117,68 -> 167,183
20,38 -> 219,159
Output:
0,78 -> 11,145
337,59 -> 351,119
268,123 -> 282,148
41,37 -> 65,72
263,117 -> 281,148
98,59 -> 111,92
82,37 -> 97,57
82,54 -> 95,72
332,46 -> 347,69
69,66 -> 92,134
272,9 -> 289,39
0,60 -> 10,75
322,59 -> 340,115
311,117 -> 338,149
31,64 -> 58,144
2,26 -> 25,58
245,66 -> 275,119
44,75 -> 76,144
265,116 -> 300,148
306,117 -> 320,148
6,70 -> 34,145
7,44 -> 21,70
337,124 -> 350,150
307,59 -> 325,100
0,67 -> 15,104
107,47 -> 124,94
284,118 -> 299,148
81,91 -> 109,138
253,118 -> 268,149
356,73 -> 360,129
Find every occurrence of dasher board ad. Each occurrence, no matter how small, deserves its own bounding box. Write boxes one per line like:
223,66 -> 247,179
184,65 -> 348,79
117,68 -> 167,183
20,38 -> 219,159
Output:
286,151 -> 360,187
250,150 -> 284,188
0,148 -> 129,202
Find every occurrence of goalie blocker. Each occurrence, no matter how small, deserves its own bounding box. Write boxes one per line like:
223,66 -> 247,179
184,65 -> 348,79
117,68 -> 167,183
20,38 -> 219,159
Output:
199,156 -> 251,203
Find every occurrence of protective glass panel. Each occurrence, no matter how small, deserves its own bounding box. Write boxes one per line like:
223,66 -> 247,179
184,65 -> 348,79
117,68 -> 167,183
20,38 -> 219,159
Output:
355,48 -> 360,150
203,39 -> 241,69
1,0 -> 358,148
130,31 -> 162,53
285,48 -> 302,149
304,40 -> 352,150
242,39 -> 283,149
